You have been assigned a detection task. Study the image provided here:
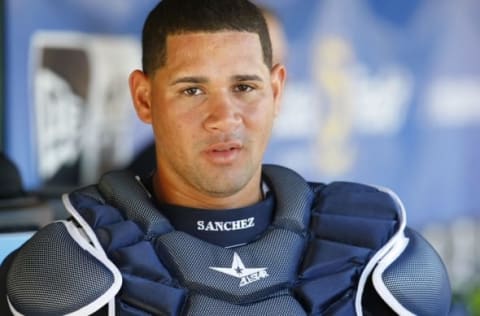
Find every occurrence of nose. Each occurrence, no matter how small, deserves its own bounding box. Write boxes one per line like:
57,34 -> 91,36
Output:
204,93 -> 242,133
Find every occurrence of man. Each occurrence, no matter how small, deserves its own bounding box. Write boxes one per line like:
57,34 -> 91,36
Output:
0,1 -> 451,315
126,3 -> 288,178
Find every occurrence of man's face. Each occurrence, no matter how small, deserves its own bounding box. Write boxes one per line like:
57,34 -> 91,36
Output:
131,31 -> 285,208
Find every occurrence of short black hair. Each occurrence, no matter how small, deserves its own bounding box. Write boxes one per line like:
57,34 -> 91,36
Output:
142,0 -> 272,75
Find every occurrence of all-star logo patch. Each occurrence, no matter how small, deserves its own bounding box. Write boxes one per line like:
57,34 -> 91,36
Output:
209,252 -> 269,287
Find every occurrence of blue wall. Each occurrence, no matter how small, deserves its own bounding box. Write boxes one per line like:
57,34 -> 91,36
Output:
4,0 -> 480,229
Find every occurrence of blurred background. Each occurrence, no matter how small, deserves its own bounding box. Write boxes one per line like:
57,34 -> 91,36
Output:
0,0 -> 479,314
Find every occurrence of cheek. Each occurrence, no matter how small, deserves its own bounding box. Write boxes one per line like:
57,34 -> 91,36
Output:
154,110 -> 200,147
244,98 -> 276,130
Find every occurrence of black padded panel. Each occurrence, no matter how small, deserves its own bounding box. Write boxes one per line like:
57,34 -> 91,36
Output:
381,228 -> 451,315
157,229 -> 304,305
263,164 -> 314,233
98,171 -> 172,236
185,292 -> 306,316
7,222 -> 115,315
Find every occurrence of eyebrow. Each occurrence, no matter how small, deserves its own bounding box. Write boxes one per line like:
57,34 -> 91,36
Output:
232,74 -> 263,82
170,76 -> 208,85
170,74 -> 263,86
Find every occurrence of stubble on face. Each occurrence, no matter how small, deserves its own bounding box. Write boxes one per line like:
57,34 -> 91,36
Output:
182,136 -> 261,197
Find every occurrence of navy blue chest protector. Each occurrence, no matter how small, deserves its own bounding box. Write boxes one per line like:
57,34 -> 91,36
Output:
68,165 -> 401,315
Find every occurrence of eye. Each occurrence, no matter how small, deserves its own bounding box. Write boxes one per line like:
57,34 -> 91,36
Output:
183,87 -> 203,96
234,84 -> 254,93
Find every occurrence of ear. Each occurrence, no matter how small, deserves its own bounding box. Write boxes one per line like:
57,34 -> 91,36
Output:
129,69 -> 152,124
270,64 -> 287,117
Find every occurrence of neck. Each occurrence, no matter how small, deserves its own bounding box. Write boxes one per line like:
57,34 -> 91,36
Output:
151,170 -> 263,210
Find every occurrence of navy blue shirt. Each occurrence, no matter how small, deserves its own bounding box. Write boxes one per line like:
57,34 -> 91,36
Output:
158,192 -> 274,248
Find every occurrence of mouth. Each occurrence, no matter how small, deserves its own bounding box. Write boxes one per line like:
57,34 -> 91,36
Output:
205,141 -> 243,164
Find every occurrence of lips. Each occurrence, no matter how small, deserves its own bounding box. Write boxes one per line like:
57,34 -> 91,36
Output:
209,142 -> 241,152
205,141 -> 242,164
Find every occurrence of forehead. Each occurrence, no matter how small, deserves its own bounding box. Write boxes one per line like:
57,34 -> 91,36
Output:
162,31 -> 266,71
